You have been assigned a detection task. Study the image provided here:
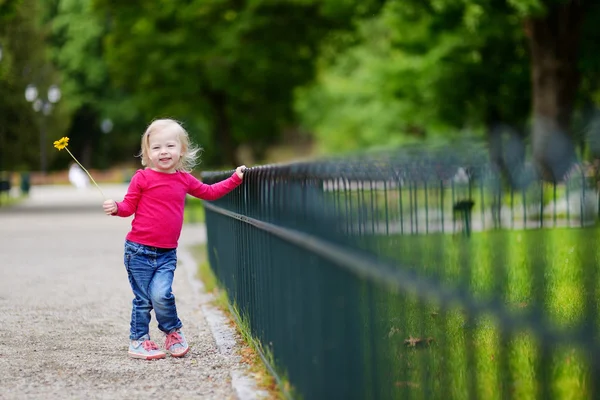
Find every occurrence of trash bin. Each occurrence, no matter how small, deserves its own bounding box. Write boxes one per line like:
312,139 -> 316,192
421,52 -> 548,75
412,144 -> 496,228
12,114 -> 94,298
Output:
20,172 -> 30,196
453,199 -> 474,237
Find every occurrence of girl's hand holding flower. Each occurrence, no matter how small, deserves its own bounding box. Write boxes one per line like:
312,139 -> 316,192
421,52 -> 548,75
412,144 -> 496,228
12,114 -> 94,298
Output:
103,199 -> 118,216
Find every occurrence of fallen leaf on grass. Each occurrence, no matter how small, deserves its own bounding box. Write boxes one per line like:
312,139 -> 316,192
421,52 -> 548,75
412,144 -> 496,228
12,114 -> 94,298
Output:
404,336 -> 434,347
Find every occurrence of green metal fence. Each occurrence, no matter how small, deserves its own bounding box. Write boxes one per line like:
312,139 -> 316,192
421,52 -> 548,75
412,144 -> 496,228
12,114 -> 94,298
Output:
202,145 -> 600,400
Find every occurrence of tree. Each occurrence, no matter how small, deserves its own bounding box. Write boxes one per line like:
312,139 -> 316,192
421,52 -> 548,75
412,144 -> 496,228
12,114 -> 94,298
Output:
46,0 -> 144,169
520,0 -> 594,181
297,0 -> 600,183
296,1 -> 531,156
0,0 -> 53,172
92,0 -> 379,167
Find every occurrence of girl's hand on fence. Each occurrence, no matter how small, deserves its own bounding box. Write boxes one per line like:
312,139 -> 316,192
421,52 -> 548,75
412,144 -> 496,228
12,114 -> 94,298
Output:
103,199 -> 118,216
236,165 -> 247,180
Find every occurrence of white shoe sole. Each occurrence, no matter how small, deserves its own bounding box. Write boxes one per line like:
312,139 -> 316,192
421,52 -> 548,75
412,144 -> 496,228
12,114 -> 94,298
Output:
128,350 -> 166,360
169,346 -> 189,358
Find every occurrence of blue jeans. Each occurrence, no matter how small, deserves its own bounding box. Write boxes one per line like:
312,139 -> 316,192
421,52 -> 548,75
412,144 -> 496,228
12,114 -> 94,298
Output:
123,240 -> 182,340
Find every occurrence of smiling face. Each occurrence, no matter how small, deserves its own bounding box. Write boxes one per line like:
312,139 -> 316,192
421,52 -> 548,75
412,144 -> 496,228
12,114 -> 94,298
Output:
147,128 -> 182,173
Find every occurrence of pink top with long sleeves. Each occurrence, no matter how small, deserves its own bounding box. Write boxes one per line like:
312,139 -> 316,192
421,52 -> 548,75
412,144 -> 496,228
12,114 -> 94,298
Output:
115,168 -> 242,248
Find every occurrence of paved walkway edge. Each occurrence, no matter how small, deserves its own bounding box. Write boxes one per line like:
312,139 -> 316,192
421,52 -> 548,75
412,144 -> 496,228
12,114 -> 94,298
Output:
178,238 -> 269,400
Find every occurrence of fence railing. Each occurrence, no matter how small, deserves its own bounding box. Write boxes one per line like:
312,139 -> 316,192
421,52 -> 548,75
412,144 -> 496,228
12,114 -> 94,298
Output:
202,146 -> 600,400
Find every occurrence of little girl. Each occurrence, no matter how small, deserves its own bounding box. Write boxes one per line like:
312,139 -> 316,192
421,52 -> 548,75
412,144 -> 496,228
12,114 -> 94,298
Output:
102,118 -> 245,360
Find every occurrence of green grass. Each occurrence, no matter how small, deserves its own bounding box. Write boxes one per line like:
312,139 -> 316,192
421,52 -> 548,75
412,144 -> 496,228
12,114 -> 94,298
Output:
357,227 -> 599,399
195,245 -> 218,293
368,228 -> 597,324
191,244 -> 287,399
0,193 -> 26,208
196,204 -> 599,399
184,197 -> 206,224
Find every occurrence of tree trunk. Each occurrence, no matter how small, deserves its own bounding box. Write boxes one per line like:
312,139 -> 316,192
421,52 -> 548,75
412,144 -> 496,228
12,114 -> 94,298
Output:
207,90 -> 238,167
66,105 -> 97,168
524,1 -> 587,182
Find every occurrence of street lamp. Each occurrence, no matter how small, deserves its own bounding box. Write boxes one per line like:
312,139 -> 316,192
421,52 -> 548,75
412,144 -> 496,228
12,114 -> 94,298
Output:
25,83 -> 61,174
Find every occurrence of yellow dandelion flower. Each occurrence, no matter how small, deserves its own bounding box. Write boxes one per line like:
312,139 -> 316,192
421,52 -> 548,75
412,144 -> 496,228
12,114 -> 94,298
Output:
53,137 -> 69,150
53,136 -> 105,199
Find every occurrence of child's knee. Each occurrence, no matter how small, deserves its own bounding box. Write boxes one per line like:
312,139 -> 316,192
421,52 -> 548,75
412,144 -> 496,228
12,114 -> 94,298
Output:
149,286 -> 173,306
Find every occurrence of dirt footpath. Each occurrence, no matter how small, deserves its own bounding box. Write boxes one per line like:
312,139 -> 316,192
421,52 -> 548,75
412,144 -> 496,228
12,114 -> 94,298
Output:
0,185 -> 263,400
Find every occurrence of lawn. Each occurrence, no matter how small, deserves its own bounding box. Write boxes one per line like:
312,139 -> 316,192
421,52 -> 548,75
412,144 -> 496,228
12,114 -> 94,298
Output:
359,226 -> 599,399
200,197 -> 599,399
183,196 -> 205,224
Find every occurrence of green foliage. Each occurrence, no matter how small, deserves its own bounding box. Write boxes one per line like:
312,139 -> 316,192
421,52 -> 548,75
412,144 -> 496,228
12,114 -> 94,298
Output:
51,0 -> 107,112
46,0 -> 145,169
0,0 -> 22,21
577,3 -> 600,109
3,0 -> 600,170
296,0 -> 532,154
507,0 -> 546,17
0,0 -> 50,171
91,0 -> 356,165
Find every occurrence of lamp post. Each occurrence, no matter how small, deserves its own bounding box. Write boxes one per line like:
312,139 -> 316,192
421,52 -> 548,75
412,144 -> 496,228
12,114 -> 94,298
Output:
25,84 -> 61,174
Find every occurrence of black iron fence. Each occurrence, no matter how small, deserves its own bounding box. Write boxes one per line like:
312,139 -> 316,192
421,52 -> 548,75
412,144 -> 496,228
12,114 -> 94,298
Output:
202,144 -> 600,400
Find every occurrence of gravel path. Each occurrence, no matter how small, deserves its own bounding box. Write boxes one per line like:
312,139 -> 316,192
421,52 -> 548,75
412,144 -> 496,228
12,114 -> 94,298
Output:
0,185 -> 264,400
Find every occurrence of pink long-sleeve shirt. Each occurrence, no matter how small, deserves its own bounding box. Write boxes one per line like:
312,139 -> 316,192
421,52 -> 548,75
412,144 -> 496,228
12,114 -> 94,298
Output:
115,168 -> 242,248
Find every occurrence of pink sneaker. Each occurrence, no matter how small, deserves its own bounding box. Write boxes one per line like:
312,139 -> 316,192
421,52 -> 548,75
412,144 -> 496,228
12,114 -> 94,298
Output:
128,335 -> 166,360
165,330 -> 189,357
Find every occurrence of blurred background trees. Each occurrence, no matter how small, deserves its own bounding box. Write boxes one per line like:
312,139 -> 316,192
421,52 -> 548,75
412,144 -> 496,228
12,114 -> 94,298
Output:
1,0 -> 600,179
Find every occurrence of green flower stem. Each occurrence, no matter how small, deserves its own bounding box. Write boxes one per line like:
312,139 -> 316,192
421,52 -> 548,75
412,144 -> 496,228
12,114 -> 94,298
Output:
65,148 -> 106,199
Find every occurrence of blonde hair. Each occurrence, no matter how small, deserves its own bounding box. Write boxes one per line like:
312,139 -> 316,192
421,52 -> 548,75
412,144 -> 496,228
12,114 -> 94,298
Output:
139,118 -> 202,173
